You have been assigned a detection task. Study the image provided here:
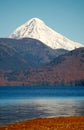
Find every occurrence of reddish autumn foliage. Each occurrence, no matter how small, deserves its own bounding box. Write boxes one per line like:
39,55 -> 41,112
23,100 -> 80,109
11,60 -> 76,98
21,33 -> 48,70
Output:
0,48 -> 84,86
0,116 -> 84,130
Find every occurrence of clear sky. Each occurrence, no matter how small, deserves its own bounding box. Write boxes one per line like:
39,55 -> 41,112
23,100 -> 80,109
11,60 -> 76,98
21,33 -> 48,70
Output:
0,0 -> 84,44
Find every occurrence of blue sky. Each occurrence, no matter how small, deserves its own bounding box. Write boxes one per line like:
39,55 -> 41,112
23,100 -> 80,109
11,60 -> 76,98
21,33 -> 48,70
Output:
0,0 -> 84,44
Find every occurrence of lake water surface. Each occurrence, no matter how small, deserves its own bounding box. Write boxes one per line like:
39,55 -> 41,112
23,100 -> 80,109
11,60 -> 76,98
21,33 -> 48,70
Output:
0,86 -> 84,124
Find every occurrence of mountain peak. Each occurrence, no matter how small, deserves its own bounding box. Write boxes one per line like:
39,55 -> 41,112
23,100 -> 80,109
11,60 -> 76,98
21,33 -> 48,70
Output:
27,18 -> 45,25
8,18 -> 83,50
24,17 -> 45,30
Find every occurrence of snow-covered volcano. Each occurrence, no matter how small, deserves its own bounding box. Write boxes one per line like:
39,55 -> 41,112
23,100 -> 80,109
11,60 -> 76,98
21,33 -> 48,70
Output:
9,18 -> 83,50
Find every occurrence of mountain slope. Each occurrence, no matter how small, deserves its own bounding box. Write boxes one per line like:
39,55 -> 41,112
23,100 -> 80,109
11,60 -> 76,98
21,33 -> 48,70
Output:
23,47 -> 84,86
0,38 -> 68,71
0,40 -> 28,71
8,18 -> 83,50
0,47 -> 84,86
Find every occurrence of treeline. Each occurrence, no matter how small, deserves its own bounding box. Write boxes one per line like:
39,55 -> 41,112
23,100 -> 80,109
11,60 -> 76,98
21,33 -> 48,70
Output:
29,79 -> 84,86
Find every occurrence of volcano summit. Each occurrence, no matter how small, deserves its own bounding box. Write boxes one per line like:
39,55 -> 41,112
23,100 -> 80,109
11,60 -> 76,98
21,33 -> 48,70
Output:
9,18 -> 83,50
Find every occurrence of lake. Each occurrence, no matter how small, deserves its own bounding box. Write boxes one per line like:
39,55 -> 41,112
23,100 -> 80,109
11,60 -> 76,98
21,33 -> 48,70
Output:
0,86 -> 84,124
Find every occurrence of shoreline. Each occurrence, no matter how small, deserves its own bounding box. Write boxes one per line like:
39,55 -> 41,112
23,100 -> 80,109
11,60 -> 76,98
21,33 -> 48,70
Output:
0,116 -> 84,130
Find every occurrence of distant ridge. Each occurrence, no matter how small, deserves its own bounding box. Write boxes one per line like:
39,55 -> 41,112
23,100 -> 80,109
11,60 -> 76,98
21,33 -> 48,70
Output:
0,38 -> 68,71
0,47 -> 84,86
